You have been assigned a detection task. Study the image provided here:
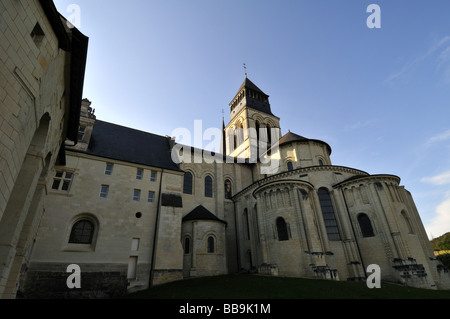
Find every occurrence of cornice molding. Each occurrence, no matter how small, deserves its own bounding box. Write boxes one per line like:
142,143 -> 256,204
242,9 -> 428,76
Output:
232,165 -> 369,200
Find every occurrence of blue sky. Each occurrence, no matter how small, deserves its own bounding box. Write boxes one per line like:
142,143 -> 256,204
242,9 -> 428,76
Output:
54,0 -> 450,238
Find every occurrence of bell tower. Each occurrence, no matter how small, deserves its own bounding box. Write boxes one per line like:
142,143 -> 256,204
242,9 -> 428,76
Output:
224,76 -> 281,161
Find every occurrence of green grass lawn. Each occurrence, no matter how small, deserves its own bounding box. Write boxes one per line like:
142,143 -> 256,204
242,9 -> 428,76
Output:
123,274 -> 450,299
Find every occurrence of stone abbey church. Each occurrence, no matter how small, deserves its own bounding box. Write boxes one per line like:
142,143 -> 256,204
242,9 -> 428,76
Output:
1,0 -> 450,299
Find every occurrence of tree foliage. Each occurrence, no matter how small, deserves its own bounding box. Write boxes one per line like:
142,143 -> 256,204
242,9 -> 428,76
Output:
430,232 -> 450,251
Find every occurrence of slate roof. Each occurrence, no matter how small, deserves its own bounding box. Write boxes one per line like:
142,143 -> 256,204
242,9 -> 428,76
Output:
277,131 -> 309,145
84,120 -> 181,171
230,76 -> 273,116
236,76 -> 268,97
182,205 -> 227,225
275,131 -> 332,155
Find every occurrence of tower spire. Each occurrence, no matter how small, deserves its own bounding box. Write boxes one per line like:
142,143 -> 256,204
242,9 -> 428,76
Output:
221,108 -> 226,155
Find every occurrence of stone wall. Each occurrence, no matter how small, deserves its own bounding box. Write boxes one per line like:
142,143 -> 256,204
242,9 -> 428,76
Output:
18,262 -> 128,299
0,0 -> 81,298
182,219 -> 228,277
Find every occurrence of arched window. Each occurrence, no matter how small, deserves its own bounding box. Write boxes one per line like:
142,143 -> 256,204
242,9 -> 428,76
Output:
401,211 -> 414,234
69,220 -> 94,244
184,237 -> 190,254
318,188 -> 341,241
207,236 -> 215,253
287,161 -> 294,171
255,121 -> 261,154
319,159 -> 324,166
375,182 -> 383,190
227,128 -> 236,153
205,175 -> 213,198
183,172 -> 193,194
266,125 -> 272,146
237,123 -> 244,145
224,179 -> 232,199
276,217 -> 289,241
255,121 -> 260,141
358,213 -> 375,237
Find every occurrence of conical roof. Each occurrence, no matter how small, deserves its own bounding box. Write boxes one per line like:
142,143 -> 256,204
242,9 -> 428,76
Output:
278,131 -> 309,146
273,131 -> 332,155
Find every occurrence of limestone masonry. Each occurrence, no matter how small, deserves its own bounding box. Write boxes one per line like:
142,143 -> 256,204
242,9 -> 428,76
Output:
1,0 -> 449,299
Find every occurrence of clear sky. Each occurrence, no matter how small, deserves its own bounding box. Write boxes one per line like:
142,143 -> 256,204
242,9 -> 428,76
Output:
54,0 -> 450,239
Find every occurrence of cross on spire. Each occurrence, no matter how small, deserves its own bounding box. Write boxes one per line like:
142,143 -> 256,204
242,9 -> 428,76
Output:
243,63 -> 247,77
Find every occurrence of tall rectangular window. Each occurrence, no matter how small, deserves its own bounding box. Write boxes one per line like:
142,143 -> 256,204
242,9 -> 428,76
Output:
205,176 -> 213,198
148,191 -> 155,203
133,189 -> 141,201
136,168 -> 143,180
100,185 -> 109,198
318,188 -> 341,241
183,172 -> 193,195
105,163 -> 113,175
51,171 -> 73,192
150,171 -> 157,182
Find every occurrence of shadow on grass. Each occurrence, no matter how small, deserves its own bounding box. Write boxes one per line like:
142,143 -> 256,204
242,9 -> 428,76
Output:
123,274 -> 450,299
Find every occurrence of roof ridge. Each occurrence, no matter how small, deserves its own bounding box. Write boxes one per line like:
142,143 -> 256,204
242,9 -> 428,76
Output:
95,120 -> 170,140
84,119 -> 182,171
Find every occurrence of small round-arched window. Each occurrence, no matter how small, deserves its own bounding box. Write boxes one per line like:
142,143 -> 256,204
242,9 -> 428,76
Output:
357,213 -> 375,237
184,237 -> 191,254
287,161 -> 294,171
224,179 -> 232,199
207,236 -> 215,253
205,176 -> 213,198
183,172 -> 193,195
276,217 -> 289,241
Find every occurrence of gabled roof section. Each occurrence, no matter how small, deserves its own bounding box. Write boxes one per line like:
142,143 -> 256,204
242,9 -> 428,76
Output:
83,120 -> 181,172
182,205 -> 227,225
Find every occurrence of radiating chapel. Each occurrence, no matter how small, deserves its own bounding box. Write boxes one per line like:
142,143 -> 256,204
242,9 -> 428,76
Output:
20,76 -> 450,298
1,0 -> 449,300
